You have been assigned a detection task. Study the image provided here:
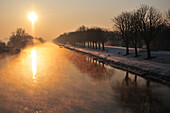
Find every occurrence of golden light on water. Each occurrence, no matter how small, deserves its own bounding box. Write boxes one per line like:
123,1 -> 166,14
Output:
31,50 -> 37,82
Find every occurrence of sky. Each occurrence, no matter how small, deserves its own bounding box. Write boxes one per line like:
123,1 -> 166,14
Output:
0,0 -> 169,41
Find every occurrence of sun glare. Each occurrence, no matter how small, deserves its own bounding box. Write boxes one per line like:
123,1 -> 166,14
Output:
28,12 -> 38,24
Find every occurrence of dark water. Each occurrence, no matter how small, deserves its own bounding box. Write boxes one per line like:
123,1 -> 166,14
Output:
0,43 -> 169,113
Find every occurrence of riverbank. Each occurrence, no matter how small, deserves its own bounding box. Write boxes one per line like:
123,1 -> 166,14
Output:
57,43 -> 170,84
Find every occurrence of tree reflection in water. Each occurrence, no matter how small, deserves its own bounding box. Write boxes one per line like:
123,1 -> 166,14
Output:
112,71 -> 167,113
64,51 -> 114,81
64,49 -> 170,113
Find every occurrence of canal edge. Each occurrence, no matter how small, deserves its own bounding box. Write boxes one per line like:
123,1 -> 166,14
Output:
57,43 -> 170,85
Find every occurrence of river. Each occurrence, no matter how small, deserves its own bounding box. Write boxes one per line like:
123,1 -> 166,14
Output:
0,43 -> 169,113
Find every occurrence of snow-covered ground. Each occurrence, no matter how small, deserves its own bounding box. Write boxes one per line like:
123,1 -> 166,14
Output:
61,44 -> 170,80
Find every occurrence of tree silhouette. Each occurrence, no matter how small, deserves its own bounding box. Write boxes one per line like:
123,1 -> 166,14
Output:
37,37 -> 45,43
54,5 -> 169,58
8,28 -> 33,48
129,11 -> 143,57
54,26 -> 107,51
113,12 -> 131,55
138,5 -> 164,59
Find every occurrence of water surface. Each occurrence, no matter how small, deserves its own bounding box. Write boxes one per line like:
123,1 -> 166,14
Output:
0,43 -> 169,113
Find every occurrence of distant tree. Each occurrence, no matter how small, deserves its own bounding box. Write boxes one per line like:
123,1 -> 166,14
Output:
86,28 -> 106,50
167,9 -> 170,20
76,25 -> 88,32
99,28 -> 107,51
0,41 -> 6,52
165,9 -> 170,26
37,37 -> 45,43
138,5 -> 164,59
8,28 -> 33,48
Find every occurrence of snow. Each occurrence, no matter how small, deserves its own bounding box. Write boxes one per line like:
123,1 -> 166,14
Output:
62,44 -> 170,78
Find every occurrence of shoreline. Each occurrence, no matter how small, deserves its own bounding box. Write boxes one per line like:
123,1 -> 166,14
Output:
57,43 -> 170,85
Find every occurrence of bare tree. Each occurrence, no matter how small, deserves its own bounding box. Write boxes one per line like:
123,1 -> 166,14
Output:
113,12 -> 131,55
138,5 -> 164,59
129,11 -> 142,57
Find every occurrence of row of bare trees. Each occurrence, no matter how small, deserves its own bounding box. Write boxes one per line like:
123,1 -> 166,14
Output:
54,5 -> 169,59
54,26 -> 108,51
113,5 -> 168,59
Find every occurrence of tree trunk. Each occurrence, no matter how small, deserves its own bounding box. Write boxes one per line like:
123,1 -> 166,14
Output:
126,44 -> 129,55
95,43 -> 97,49
93,42 -> 94,49
98,42 -> 101,50
146,43 -> 151,59
102,42 -> 105,51
147,80 -> 150,87
134,44 -> 138,57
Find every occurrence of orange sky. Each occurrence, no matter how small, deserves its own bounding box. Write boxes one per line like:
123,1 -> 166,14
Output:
0,0 -> 169,41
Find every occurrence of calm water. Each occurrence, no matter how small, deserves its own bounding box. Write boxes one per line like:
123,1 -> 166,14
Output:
0,43 -> 170,113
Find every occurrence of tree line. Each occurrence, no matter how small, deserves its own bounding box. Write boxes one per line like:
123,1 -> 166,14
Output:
0,28 -> 45,54
54,5 -> 170,59
54,26 -> 109,51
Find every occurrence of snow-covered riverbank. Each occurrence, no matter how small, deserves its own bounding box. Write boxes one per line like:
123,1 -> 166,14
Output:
58,44 -> 170,84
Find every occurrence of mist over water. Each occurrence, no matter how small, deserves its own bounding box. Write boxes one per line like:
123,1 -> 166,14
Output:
0,43 -> 169,113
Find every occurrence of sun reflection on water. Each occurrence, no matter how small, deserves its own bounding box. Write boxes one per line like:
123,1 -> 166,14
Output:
31,50 -> 37,82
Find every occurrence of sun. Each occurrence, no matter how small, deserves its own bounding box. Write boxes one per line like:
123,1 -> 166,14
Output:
28,12 -> 38,24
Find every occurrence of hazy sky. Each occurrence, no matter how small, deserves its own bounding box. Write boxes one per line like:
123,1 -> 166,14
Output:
0,0 -> 169,41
